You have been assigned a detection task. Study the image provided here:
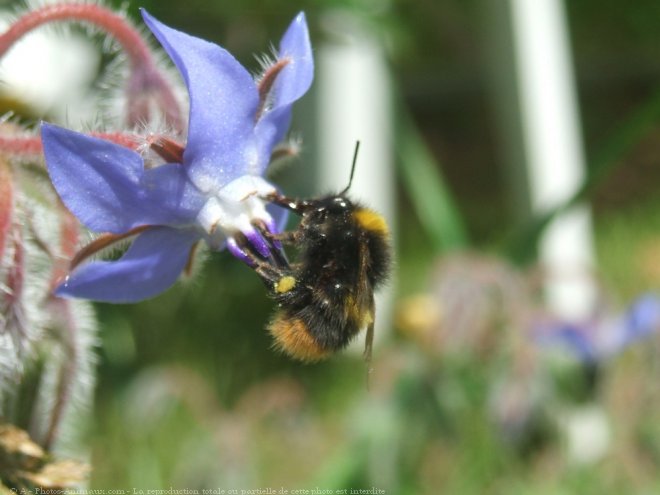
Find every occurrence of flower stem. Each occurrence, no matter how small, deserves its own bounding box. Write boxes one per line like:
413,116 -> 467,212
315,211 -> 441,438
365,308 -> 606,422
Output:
42,298 -> 77,452
0,158 -> 14,263
51,207 -> 80,289
68,225 -> 152,272
1,4 -> 142,61
148,135 -> 185,163
42,210 -> 83,451
255,58 -> 290,122
0,3 -> 183,130
0,132 -> 142,158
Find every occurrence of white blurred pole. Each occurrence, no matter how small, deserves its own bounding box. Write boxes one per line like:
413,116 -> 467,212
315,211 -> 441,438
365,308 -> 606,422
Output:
317,24 -> 393,219
316,13 -> 395,347
510,0 -> 608,464
509,0 -> 597,321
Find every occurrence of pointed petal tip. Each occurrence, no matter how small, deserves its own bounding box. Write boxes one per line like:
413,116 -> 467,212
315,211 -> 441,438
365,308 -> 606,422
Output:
140,9 -> 174,42
40,121 -> 62,140
294,12 -> 307,25
139,7 -> 152,23
285,12 -> 310,42
53,282 -> 72,299
40,122 -> 98,154
140,8 -> 162,35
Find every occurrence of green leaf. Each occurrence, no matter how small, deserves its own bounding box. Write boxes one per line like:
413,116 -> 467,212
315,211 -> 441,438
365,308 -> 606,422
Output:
508,86 -> 660,263
397,112 -> 469,253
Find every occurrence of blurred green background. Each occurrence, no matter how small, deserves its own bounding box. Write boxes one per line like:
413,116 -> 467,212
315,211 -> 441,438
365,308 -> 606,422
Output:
100,0 -> 660,493
7,0 -> 660,492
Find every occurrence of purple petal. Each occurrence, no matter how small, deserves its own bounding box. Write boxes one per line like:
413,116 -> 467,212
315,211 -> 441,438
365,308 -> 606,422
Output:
141,10 -> 260,190
255,12 -> 314,172
42,123 -> 144,233
624,293 -> 660,340
273,13 -> 314,108
41,123 -> 202,233
600,294 -> 660,356
534,321 -> 597,363
55,227 -> 199,303
266,202 -> 288,233
142,163 -> 206,223
226,237 -> 254,266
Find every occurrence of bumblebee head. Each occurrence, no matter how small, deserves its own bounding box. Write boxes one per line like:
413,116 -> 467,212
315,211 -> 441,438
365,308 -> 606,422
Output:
302,194 -> 355,224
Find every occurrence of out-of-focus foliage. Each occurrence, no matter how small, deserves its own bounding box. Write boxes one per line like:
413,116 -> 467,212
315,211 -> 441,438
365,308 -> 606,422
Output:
82,1 -> 660,493
2,0 -> 660,493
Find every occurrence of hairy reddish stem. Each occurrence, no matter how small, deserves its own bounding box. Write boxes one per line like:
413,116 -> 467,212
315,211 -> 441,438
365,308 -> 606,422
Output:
0,158 -> 13,263
42,206 -> 83,450
43,315 -> 75,451
148,135 -> 185,163
0,3 -> 149,67
0,131 -> 143,157
0,3 -> 184,130
69,225 -> 152,271
4,225 -> 27,350
255,58 -> 291,122
43,296 -> 77,452
50,207 -> 81,289
87,132 -> 142,150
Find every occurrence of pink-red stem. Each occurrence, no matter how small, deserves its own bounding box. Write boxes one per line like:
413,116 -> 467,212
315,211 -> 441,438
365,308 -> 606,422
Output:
0,3 -> 149,68
0,132 -> 143,157
0,3 -> 184,130
0,158 -> 13,262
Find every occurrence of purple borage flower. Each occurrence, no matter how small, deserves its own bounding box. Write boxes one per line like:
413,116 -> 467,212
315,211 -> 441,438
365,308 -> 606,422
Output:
534,293 -> 660,363
40,9 -> 313,303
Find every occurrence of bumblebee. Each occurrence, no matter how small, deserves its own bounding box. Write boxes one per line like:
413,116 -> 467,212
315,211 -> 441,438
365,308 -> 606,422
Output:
242,144 -> 391,363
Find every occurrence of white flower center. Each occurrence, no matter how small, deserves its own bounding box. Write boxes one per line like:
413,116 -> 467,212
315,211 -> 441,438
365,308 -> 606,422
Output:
196,175 -> 276,248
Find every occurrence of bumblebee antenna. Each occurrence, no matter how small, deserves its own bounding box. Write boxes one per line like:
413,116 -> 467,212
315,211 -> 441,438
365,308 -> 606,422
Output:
340,141 -> 360,195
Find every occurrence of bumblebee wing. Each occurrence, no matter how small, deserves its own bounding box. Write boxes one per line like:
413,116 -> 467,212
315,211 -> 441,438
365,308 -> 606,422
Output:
356,233 -> 373,311
357,236 -> 376,368
363,295 -> 375,367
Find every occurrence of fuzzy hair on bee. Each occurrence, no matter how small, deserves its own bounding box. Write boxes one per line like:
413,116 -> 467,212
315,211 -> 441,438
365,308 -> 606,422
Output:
265,193 -> 391,363
240,143 -> 391,364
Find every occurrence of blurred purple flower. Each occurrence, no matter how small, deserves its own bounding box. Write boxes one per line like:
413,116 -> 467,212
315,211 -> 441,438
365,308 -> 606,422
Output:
40,10 -> 313,303
534,293 -> 660,362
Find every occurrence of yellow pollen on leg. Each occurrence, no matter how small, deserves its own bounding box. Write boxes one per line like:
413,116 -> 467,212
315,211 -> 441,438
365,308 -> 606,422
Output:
274,275 -> 296,293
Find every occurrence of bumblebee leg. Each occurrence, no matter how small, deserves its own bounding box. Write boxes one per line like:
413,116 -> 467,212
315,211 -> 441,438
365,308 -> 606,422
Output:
229,233 -> 289,289
263,192 -> 312,214
254,264 -> 290,289
245,251 -> 291,291
265,230 -> 298,245
252,221 -> 291,268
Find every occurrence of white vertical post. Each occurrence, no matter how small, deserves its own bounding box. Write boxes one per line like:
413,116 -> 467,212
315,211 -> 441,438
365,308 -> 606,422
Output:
316,14 -> 395,348
508,0 -> 608,465
509,0 -> 596,321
